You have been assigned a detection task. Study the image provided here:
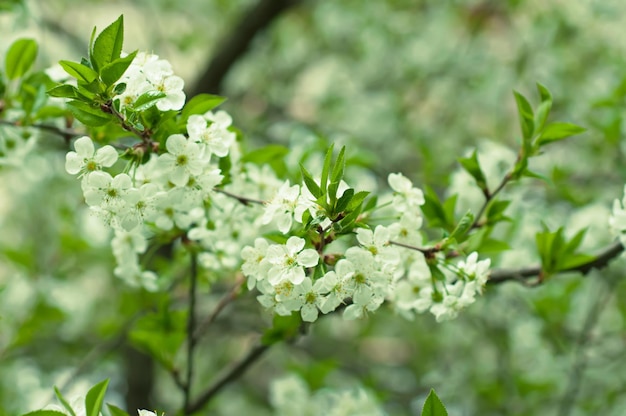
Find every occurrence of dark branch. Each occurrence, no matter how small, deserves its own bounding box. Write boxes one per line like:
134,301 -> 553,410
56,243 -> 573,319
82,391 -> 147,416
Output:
183,251 -> 199,409
185,343 -> 270,414
190,0 -> 304,96
488,241 -> 624,284
213,188 -> 265,205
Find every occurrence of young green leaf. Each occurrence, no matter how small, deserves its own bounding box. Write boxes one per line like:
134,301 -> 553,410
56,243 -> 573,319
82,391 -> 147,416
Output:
54,387 -> 77,416
330,145 -> 346,184
300,163 -> 322,199
131,91 -> 166,112
91,15 -> 124,72
47,84 -> 80,99
59,61 -> 98,84
447,210 -> 474,243
67,100 -> 113,127
513,90 -> 535,141
20,411 -> 68,416
262,313 -> 302,345
334,188 -> 354,214
84,379 -> 109,416
536,122 -> 586,146
346,190 -> 370,212
5,38 -> 38,80
320,144 -> 334,194
106,404 -> 130,416
458,150 -> 487,192
536,82 -> 553,104
180,93 -> 227,121
421,389 -> 448,416
100,50 -> 137,87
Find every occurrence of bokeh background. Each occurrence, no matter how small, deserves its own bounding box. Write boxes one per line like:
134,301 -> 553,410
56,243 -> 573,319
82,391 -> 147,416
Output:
2,0 -> 626,414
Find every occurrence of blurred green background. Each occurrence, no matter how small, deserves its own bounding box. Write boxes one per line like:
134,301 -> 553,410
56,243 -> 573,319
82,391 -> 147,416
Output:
2,0 -> 626,414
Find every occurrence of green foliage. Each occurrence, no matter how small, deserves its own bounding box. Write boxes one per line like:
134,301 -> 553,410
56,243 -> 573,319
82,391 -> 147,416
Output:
458,150 -> 487,193
262,313 -> 302,345
421,389 -> 448,416
54,387 -> 77,416
90,15 -> 124,73
180,93 -> 227,123
107,404 -> 130,416
5,38 -> 37,80
535,225 -> 595,277
84,379 -> 109,416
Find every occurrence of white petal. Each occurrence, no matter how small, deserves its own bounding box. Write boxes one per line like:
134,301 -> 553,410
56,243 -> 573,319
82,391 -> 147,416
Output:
74,136 -> 94,157
65,152 -> 82,174
297,249 -> 319,268
166,134 -> 188,154
95,145 -> 118,167
286,236 -> 305,254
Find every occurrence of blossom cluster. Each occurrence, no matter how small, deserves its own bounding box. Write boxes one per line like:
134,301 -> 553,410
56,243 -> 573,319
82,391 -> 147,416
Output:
242,172 -> 491,322
64,53 -> 248,288
63,51 -> 492,320
114,52 -> 186,112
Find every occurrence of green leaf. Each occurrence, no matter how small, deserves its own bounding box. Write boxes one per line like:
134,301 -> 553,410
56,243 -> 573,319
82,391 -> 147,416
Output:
536,122 -> 586,146
300,163 -> 322,198
84,379 -> 109,416
479,238 -> 511,253
513,90 -> 534,141
67,100 -> 113,127
334,188 -> 354,214
346,190 -> 370,212
47,84 -> 80,99
421,186 -> 453,230
21,411 -> 68,416
428,263 -> 446,282
131,90 -> 166,112
536,82 -> 552,104
100,50 -> 137,87
262,313 -> 302,345
181,93 -> 227,121
421,389 -> 448,416
5,38 -> 38,80
485,200 -> 511,224
54,387 -> 77,416
320,144 -> 334,194
447,210 -> 474,243
106,404 -> 130,416
59,60 -> 98,84
533,100 -> 552,134
91,15 -> 124,72
458,150 -> 487,191
330,146 -> 346,184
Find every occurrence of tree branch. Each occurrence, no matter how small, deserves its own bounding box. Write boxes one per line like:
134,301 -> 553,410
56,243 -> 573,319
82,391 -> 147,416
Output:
183,250 -> 199,410
190,0 -> 304,96
488,241 -> 624,284
184,342 -> 270,414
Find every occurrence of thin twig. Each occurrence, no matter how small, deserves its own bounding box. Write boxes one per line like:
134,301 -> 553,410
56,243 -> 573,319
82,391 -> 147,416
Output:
213,187 -> 265,205
488,241 -> 624,284
389,240 -> 442,258
471,172 -> 513,230
184,251 -> 199,410
0,119 -> 83,141
184,342 -> 270,414
192,275 -> 246,343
